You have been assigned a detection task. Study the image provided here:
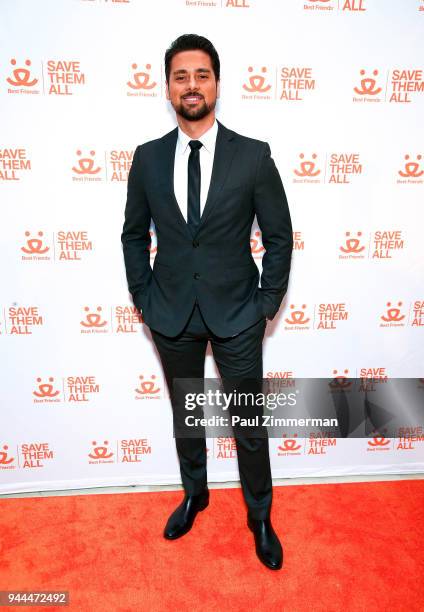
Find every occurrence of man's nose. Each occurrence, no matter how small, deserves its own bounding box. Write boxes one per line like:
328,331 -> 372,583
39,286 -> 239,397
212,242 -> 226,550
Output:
187,74 -> 198,90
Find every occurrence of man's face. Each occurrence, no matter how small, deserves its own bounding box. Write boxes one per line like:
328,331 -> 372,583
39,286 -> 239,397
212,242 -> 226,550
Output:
166,49 -> 220,121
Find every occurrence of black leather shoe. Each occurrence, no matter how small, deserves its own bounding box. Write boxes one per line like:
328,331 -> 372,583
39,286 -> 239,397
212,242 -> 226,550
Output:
164,488 -> 209,540
247,515 -> 283,570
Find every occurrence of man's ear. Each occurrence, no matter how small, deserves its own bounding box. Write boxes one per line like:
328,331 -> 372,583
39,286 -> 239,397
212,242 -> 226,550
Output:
165,80 -> 170,100
216,80 -> 220,99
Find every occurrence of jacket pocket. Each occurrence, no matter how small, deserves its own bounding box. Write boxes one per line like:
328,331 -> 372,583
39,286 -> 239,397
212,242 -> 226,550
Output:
153,261 -> 172,280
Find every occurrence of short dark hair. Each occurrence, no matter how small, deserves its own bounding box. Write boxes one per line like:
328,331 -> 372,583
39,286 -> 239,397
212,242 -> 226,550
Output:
164,34 -> 220,83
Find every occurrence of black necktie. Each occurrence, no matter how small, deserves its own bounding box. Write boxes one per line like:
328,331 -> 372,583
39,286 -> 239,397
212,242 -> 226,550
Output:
187,140 -> 203,234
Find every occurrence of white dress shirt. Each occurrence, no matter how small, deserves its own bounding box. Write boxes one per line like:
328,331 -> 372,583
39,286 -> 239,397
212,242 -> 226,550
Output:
174,118 -> 218,221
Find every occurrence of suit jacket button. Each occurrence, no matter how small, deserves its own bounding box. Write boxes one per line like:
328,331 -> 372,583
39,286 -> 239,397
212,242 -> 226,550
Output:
193,272 -> 200,279
192,240 -> 199,248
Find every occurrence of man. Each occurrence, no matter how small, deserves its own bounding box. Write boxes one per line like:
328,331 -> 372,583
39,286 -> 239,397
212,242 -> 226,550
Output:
121,34 -> 293,570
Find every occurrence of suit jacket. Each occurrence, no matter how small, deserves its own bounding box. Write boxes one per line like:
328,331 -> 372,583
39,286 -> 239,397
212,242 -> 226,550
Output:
121,119 -> 293,338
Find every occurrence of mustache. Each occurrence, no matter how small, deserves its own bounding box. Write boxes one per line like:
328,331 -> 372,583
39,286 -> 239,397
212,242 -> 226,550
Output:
182,93 -> 204,98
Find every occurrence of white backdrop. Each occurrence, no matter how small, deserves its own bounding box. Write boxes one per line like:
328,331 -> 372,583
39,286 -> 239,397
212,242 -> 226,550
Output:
1,0 -> 423,494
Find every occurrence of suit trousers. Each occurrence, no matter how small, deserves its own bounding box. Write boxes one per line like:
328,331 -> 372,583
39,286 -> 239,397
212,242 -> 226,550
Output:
149,300 -> 273,520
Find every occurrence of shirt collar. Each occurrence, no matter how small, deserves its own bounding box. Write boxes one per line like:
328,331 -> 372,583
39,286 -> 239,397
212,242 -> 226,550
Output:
177,118 -> 218,155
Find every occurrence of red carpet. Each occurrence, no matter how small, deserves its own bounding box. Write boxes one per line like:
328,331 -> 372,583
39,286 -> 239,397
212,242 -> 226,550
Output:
0,479 -> 423,611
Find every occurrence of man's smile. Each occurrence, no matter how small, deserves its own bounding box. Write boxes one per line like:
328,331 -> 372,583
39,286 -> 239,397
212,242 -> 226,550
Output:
183,94 -> 204,104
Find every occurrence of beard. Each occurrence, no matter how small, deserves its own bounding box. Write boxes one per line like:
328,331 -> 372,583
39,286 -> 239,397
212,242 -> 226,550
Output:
174,94 -> 217,121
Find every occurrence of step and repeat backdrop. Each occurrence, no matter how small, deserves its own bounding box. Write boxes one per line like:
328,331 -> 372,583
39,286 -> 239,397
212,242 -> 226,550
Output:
1,0 -> 423,494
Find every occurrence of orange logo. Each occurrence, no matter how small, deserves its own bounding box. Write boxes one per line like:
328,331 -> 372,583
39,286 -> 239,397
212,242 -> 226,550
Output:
187,0 -> 250,7
46,60 -> 85,96
284,304 -> 310,327
127,63 -> 157,90
304,0 -> 335,12
135,374 -> 161,398
21,443 -> 54,468
114,305 -> 143,333
329,369 -> 352,389
127,63 -> 158,97
215,437 -> 237,459
380,301 -> 405,324
411,301 -> 424,327
389,69 -> 424,104
21,231 -> 49,255
342,0 -> 366,11
21,231 -> 51,261
33,377 -> 61,400
279,67 -> 316,101
56,230 -> 93,261
372,230 -> 404,259
7,306 -> 43,335
294,153 -> 321,179
308,435 -> 337,455
66,376 -> 100,402
120,439 -> 152,462
398,154 -> 423,181
353,69 -> 382,96
396,427 -> 424,451
317,303 -> 349,330
0,445 -> 15,466
107,150 -> 134,182
359,368 -> 388,386
0,148 -> 31,181
266,371 -> 295,380
243,66 -> 271,93
7,58 -> 38,87
368,433 -> 391,448
293,231 -> 304,251
89,441 -> 114,461
225,0 -> 250,6
339,231 -> 365,255
72,150 -> 101,176
328,153 -> 363,183
250,230 -> 265,257
80,307 -> 108,331
278,435 -> 302,454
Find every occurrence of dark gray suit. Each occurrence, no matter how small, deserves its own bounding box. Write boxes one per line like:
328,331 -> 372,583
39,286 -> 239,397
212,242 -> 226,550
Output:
121,120 -> 293,519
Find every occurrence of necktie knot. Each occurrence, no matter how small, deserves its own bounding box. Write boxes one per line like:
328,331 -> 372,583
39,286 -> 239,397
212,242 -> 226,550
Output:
189,140 -> 203,152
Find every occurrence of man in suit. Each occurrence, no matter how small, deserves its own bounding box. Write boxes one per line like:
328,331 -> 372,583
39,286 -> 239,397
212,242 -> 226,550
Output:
121,34 -> 293,570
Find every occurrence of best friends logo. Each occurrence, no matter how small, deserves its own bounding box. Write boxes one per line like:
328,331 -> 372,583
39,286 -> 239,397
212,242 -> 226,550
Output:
338,230 -> 405,259
241,66 -> 316,101
353,68 -> 424,104
5,58 -> 86,95
20,231 -> 94,262
304,0 -> 366,12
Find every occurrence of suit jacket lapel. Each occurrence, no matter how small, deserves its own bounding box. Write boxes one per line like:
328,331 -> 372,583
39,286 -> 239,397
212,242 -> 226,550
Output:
160,127 -> 194,240
195,120 -> 237,235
